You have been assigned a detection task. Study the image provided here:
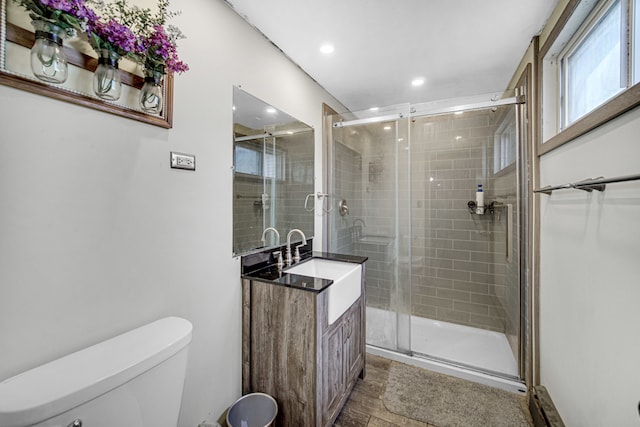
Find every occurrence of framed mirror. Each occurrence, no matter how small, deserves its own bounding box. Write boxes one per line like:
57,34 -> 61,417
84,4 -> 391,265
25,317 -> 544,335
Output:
0,0 -> 173,128
233,86 -> 314,256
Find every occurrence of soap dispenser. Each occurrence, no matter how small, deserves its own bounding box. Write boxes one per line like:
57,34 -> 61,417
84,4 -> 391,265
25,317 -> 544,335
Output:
476,184 -> 485,214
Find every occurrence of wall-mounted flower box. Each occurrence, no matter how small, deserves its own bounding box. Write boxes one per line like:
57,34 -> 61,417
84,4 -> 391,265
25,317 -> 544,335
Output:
0,0 -> 181,128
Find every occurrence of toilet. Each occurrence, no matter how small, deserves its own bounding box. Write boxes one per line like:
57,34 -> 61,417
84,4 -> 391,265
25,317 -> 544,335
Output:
0,317 -> 192,427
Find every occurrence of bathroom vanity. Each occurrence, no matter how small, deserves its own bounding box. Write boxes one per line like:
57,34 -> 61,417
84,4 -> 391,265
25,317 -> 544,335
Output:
241,251 -> 366,427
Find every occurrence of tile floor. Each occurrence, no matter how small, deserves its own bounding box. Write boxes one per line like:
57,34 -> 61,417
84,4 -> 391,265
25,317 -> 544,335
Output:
334,354 -> 530,427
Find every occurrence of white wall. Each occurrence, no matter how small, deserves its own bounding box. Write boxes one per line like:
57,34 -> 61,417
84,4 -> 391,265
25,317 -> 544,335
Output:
539,107 -> 640,426
0,0 -> 342,425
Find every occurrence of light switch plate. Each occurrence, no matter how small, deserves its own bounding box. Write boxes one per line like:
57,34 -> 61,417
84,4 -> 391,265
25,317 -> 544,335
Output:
171,152 -> 196,170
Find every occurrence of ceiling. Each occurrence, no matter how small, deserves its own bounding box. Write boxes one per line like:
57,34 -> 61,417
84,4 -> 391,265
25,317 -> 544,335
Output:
224,0 -> 558,113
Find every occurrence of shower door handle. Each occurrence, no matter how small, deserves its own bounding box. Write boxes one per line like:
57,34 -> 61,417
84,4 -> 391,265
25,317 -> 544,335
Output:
506,204 -> 513,262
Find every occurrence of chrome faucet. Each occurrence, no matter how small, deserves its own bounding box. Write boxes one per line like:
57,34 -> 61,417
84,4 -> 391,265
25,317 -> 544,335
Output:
286,229 -> 307,266
260,227 -> 280,247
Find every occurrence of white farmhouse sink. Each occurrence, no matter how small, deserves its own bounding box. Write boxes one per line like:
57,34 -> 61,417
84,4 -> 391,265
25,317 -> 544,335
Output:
286,258 -> 362,325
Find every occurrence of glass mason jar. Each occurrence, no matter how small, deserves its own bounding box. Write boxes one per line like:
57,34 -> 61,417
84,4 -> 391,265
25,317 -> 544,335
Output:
30,19 -> 68,84
139,68 -> 164,114
93,49 -> 122,101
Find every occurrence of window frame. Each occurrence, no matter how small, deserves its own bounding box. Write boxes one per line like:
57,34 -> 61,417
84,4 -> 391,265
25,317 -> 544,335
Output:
559,0 -> 625,126
233,139 -> 287,181
494,106 -> 518,174
539,0 -> 640,156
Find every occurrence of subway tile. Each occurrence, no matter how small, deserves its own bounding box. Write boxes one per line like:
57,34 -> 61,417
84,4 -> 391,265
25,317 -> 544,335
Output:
435,209 -> 472,220
436,189 -> 477,201
436,149 -> 470,161
422,238 -> 454,249
427,277 -> 454,289
453,158 -> 484,170
422,257 -> 454,269
453,300 -> 489,316
469,293 -> 498,306
412,303 -> 438,318
428,200 -> 454,210
487,263 -> 507,275
437,268 -> 471,281
453,240 -> 490,252
426,297 -> 454,310
469,251 -> 496,263
436,308 -> 470,324
452,179 -> 478,191
429,219 -> 454,230
471,272 -> 506,285
434,169 -> 472,180
453,260 -> 490,274
468,314 -> 505,332
489,305 -> 507,319
453,280 -> 489,294
436,249 -> 470,261
489,284 -> 507,298
436,288 -> 471,302
453,219 -> 487,231
430,159 -> 454,170
412,284 -> 437,297
436,229 -> 471,241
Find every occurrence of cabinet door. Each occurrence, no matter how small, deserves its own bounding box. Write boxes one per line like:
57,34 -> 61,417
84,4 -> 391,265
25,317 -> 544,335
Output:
322,322 -> 344,423
345,302 -> 363,386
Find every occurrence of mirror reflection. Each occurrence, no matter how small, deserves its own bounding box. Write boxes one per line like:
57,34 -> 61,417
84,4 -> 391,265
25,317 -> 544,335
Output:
233,87 -> 314,256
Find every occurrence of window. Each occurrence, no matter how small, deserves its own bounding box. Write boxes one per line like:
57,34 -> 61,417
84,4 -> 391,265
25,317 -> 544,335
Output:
494,108 -> 517,173
562,0 -> 623,124
234,141 -> 286,180
235,145 -> 261,176
634,0 -> 640,83
541,0 -> 640,147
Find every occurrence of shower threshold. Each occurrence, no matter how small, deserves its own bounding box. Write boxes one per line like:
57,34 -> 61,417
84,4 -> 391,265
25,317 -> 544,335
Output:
366,307 -> 525,394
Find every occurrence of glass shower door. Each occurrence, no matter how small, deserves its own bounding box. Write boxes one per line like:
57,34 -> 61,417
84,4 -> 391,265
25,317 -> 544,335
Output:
408,104 -> 522,378
326,106 -> 412,353
325,98 -> 525,379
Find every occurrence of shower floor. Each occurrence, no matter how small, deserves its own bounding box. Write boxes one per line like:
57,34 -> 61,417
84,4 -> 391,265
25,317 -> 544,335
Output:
366,306 -> 518,377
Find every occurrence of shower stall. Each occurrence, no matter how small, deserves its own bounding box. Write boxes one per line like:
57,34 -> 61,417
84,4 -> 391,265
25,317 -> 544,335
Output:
325,94 -> 528,390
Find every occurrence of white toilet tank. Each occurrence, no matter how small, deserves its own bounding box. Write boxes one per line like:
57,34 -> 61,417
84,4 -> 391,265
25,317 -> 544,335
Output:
0,317 -> 192,427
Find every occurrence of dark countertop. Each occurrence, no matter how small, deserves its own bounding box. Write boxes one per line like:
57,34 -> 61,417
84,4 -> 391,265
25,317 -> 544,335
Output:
241,251 -> 367,293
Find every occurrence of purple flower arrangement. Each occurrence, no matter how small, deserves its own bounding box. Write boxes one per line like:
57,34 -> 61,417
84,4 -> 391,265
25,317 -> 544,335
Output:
39,0 -> 97,22
14,0 -> 188,75
89,19 -> 141,57
14,0 -> 98,34
139,25 -> 188,74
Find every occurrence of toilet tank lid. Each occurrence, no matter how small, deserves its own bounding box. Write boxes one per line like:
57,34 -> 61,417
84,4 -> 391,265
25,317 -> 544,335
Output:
0,316 -> 192,427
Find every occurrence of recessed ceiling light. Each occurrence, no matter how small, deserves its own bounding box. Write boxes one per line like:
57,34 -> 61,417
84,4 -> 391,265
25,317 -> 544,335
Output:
320,44 -> 334,54
455,136 -> 463,140
383,126 -> 391,130
266,107 -> 276,114
455,111 -> 464,115
411,78 -> 425,87
369,107 -> 379,111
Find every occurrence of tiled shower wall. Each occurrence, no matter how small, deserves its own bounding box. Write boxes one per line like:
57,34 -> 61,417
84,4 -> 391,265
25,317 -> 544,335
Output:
330,141 -> 361,255
233,133 -> 314,254
332,123 -> 410,312
410,108 -> 517,333
331,107 -> 520,336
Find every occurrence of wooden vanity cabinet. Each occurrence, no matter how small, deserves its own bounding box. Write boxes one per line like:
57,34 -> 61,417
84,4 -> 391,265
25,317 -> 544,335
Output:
241,265 -> 365,427
321,301 -> 363,425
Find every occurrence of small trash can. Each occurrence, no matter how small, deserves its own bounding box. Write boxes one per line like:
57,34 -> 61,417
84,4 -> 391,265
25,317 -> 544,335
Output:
226,392 -> 278,427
